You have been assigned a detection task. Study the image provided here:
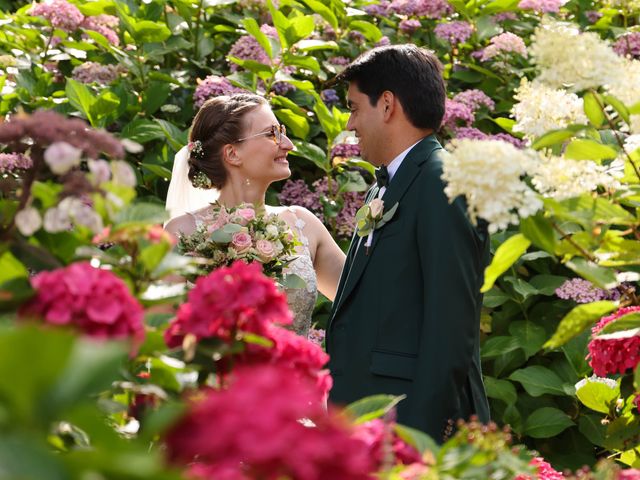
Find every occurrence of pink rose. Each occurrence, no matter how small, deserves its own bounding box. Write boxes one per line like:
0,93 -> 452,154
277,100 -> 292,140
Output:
207,210 -> 230,233
231,231 -> 252,253
234,207 -> 256,226
255,239 -> 275,261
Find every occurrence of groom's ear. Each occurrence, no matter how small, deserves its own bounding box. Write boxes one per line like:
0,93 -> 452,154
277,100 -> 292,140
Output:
223,144 -> 241,166
381,90 -> 395,120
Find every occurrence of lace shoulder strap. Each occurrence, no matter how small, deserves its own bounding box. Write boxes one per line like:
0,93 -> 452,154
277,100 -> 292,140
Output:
286,207 -> 311,255
187,205 -> 216,228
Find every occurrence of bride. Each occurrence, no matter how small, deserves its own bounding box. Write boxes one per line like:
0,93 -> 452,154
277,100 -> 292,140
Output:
164,93 -> 346,337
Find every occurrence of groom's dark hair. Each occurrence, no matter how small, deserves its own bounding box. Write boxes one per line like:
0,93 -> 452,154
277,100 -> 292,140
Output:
335,44 -> 446,131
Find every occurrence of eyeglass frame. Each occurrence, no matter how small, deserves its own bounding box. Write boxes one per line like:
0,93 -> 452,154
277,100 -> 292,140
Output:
235,124 -> 287,146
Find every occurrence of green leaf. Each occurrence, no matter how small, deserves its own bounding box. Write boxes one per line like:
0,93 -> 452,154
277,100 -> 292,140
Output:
227,56 -> 273,76
139,242 -> 172,272
90,90 -> 120,127
141,163 -> 172,179
583,91 -> 605,128
523,407 -> 574,438
604,415 -> 640,450
483,287 -> 511,308
142,82 -> 172,116
243,17 -> 273,59
298,0 -> 339,30
529,275 -> 567,295
509,320 -> 547,359
635,362 -> 640,392
520,214 -> 556,253
114,202 -> 168,227
481,336 -> 520,359
286,15 -> 315,45
345,394 -> 406,424
483,376 -> 517,405
295,39 -> 339,52
121,119 -> 166,144
566,257 -> 618,290
509,365 -> 567,396
211,223 -> 243,243
544,300 -> 618,349
348,20 -> 382,42
579,414 -> 606,447
0,251 -> 29,284
282,53 -> 321,73
269,5 -> 291,49
597,312 -> 640,337
394,424 -> 439,456
481,233 -> 530,292
575,378 -> 619,414
65,78 -> 96,125
275,108 -> 310,139
155,119 -> 188,151
564,139 -> 618,162
491,117 -> 517,135
603,94 -> 631,124
532,126 -> 584,150
290,140 -> 330,171
130,20 -> 171,43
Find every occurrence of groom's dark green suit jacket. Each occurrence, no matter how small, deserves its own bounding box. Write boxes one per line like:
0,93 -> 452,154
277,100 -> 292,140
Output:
326,135 -> 490,441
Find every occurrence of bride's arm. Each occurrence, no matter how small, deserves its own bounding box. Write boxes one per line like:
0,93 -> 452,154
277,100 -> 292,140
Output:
293,207 -> 345,301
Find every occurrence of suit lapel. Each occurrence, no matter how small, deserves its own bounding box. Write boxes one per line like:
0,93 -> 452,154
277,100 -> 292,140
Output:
331,136 -> 443,316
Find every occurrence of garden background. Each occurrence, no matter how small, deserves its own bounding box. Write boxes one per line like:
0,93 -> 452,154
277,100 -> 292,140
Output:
2,0 -> 640,478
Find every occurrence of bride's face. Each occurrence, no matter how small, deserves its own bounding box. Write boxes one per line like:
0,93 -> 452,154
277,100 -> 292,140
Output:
233,104 -> 294,185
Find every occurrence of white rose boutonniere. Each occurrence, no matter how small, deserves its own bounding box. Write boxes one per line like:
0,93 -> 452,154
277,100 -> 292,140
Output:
355,198 -> 399,238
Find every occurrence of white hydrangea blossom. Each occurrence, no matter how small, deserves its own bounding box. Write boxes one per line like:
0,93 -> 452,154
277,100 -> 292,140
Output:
43,197 -> 103,234
631,115 -> 640,135
604,0 -> 640,10
606,58 -> 640,111
15,207 -> 42,236
529,17 -> 624,92
531,154 -> 622,200
624,134 -> 640,155
512,79 -> 588,139
442,139 -> 542,233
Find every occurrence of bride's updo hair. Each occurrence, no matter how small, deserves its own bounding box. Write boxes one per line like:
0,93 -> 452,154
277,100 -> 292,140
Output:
188,93 -> 268,189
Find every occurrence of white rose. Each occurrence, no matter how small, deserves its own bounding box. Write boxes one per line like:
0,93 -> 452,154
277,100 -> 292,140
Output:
266,224 -> 279,237
44,142 -> 82,175
14,207 -> 42,236
369,198 -> 384,219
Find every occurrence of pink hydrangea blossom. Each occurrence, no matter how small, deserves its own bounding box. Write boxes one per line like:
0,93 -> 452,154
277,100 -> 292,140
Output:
518,0 -> 568,13
19,262 -> 145,351
352,418 -> 423,468
72,62 -> 121,85
453,89 -> 495,112
434,21 -> 474,45
387,0 -> 453,18
29,0 -> 84,32
453,127 -> 526,148
585,10 -> 603,23
613,32 -> 640,59
81,14 -> 120,45
441,99 -> 475,130
228,24 -> 277,72
165,365 -> 376,480
494,12 -> 518,22
0,152 -> 32,174
481,32 -> 527,61
329,56 -> 351,66
164,261 -> 292,347
515,457 -> 564,479
399,19 -> 421,34
588,306 -> 640,376
364,1 -> 390,15
308,327 -> 325,347
193,75 -> 246,108
331,143 -> 361,160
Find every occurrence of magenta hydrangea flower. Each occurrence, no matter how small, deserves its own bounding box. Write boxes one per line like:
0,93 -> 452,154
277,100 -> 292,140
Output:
613,32 -> 640,59
29,0 -> 84,32
0,152 -> 33,174
399,19 -> 422,34
480,32 -> 527,61
193,75 -> 246,108
518,0 -> 568,13
81,14 -> 120,46
453,89 -> 495,112
72,62 -> 121,85
441,99 -> 475,130
434,21 -> 474,45
588,306 -> 640,377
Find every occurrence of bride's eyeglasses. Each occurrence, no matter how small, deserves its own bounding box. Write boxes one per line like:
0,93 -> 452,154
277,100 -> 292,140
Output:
236,124 -> 287,146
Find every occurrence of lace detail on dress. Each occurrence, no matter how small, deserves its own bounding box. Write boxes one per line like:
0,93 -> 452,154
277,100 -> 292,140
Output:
283,210 -> 318,338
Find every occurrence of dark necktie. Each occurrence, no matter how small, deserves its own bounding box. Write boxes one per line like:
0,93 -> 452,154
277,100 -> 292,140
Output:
375,165 -> 389,188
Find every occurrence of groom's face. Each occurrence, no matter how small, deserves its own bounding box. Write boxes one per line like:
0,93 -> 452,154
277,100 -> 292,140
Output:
346,82 -> 385,166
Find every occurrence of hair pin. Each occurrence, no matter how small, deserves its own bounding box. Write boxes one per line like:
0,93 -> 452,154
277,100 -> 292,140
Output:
188,140 -> 205,160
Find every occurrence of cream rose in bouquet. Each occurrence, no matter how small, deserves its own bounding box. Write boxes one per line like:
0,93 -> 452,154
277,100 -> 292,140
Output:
177,203 -> 300,283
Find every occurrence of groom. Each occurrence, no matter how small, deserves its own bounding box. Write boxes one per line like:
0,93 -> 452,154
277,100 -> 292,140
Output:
326,44 -> 490,442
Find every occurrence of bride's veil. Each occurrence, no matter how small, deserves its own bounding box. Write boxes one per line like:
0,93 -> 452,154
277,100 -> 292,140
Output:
165,146 -> 219,219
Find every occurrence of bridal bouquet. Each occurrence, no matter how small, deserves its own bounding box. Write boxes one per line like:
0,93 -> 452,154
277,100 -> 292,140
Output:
177,203 -> 300,281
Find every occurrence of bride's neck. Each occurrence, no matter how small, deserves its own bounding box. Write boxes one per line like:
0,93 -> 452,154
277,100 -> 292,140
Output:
217,179 -> 267,208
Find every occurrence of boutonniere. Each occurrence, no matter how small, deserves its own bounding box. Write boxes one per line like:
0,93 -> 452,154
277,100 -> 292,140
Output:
355,198 -> 399,238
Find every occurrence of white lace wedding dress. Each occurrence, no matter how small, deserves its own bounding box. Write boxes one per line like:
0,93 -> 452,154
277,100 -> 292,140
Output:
187,206 -> 318,337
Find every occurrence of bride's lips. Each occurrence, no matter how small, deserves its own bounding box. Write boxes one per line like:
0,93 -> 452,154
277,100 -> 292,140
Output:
274,156 -> 289,164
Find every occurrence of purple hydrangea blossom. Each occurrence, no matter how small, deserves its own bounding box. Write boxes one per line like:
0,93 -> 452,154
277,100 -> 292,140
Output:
349,30 -> 366,44
271,81 -> 296,96
387,0 -> 453,18
434,21 -> 474,46
321,89 -> 340,107
81,14 -> 120,46
375,36 -> 391,47
585,10 -> 603,23
453,89 -> 495,112
518,0 -> 567,13
555,278 -> 624,303
193,75 -> 246,108
441,99 -> 475,130
399,19 -> 422,34
331,143 -> 361,160
328,56 -> 351,66
308,327 -> 326,347
494,12 -> 518,22
453,127 -> 526,148
364,0 -> 390,15
278,179 -> 322,211
613,32 -> 640,59
227,24 -> 277,72
29,0 -> 84,32
72,62 -> 121,85
0,153 -> 33,174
